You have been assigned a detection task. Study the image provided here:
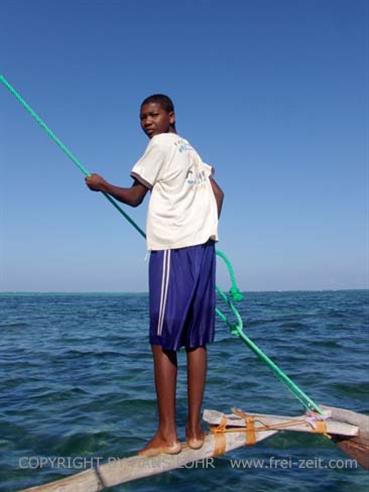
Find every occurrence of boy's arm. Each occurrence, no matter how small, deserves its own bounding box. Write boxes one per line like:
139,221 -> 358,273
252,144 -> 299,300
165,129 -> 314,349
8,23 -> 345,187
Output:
85,174 -> 149,207
210,177 -> 224,218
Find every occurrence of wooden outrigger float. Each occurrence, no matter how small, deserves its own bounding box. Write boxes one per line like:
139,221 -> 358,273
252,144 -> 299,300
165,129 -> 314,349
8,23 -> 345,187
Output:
20,404 -> 369,492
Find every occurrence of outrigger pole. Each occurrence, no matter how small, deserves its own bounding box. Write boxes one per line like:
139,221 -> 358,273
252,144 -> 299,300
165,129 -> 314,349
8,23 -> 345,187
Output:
17,406 -> 369,491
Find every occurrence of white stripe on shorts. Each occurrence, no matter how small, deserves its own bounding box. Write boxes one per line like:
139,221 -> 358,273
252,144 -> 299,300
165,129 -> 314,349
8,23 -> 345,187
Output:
157,250 -> 171,335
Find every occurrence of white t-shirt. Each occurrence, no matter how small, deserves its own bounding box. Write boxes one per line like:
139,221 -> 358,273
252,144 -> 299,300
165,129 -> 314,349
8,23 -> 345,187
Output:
131,133 -> 219,251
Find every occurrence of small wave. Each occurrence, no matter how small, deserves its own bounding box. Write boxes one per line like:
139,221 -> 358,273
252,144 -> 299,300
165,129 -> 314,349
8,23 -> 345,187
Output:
247,319 -> 274,327
61,349 -> 122,359
330,382 -> 369,398
0,322 -> 29,329
312,340 -> 342,349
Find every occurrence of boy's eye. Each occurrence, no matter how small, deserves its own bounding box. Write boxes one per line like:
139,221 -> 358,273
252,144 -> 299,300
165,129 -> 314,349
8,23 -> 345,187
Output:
140,112 -> 160,120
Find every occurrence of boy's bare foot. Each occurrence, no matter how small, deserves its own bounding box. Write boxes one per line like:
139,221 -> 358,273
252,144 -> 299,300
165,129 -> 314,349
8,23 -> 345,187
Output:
185,424 -> 206,449
138,430 -> 182,457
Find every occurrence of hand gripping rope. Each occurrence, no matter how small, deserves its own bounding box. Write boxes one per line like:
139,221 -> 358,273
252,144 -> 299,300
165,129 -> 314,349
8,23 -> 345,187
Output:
1,75 -> 322,415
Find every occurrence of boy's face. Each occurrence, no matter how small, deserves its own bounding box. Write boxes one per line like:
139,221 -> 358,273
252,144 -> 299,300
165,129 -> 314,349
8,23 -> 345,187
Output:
140,102 -> 175,138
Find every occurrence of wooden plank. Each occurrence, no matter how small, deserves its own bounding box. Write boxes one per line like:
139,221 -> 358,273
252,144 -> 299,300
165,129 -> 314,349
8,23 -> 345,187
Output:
19,405 -> 367,491
203,408 -> 358,437
19,428 -> 278,492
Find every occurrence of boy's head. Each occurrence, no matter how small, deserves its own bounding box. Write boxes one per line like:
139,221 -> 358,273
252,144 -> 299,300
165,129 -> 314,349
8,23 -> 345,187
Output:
140,94 -> 176,139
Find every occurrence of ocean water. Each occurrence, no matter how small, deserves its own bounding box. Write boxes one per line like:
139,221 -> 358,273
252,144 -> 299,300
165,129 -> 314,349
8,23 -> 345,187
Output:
0,290 -> 368,492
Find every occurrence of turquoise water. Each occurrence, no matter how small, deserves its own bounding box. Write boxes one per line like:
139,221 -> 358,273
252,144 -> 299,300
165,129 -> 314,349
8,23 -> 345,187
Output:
0,290 -> 368,491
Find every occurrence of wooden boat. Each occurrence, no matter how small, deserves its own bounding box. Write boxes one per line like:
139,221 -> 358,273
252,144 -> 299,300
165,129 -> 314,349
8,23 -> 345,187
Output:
19,404 -> 369,492
322,404 -> 369,470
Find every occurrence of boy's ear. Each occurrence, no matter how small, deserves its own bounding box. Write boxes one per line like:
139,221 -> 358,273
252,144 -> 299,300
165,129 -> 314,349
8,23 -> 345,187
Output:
169,111 -> 175,126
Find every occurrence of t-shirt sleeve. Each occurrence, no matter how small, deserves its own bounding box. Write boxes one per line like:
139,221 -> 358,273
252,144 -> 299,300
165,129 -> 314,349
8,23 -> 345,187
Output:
202,162 -> 215,178
130,141 -> 167,189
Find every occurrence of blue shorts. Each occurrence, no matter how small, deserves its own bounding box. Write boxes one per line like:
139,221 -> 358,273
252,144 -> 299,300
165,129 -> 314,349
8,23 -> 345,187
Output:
149,240 -> 216,351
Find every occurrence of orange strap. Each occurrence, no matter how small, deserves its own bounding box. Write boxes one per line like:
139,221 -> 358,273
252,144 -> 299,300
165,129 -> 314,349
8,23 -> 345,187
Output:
313,420 -> 328,436
211,416 -> 227,456
245,415 -> 256,445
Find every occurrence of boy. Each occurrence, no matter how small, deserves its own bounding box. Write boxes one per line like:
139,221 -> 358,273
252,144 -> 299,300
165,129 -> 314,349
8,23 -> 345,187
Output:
85,94 -> 224,457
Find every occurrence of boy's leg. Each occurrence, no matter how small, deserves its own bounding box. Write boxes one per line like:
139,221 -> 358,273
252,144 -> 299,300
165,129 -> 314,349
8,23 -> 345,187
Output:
185,346 -> 207,445
139,344 -> 181,455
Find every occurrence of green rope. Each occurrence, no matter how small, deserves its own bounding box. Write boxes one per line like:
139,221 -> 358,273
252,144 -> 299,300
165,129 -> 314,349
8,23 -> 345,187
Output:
0,75 -> 146,240
1,74 -> 322,415
216,252 -> 322,414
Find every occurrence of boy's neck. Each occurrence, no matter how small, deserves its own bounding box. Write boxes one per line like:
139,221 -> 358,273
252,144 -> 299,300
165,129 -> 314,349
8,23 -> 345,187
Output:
150,129 -> 177,139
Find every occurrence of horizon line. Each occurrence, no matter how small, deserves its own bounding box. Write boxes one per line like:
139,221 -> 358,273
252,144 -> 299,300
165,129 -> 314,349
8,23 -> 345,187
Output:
0,288 -> 368,295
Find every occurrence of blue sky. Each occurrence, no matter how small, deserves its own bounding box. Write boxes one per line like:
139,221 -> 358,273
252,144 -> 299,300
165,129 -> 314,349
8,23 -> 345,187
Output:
1,0 -> 368,292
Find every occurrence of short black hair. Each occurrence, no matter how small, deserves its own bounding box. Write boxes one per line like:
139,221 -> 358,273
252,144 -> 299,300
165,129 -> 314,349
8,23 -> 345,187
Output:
140,94 -> 175,114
